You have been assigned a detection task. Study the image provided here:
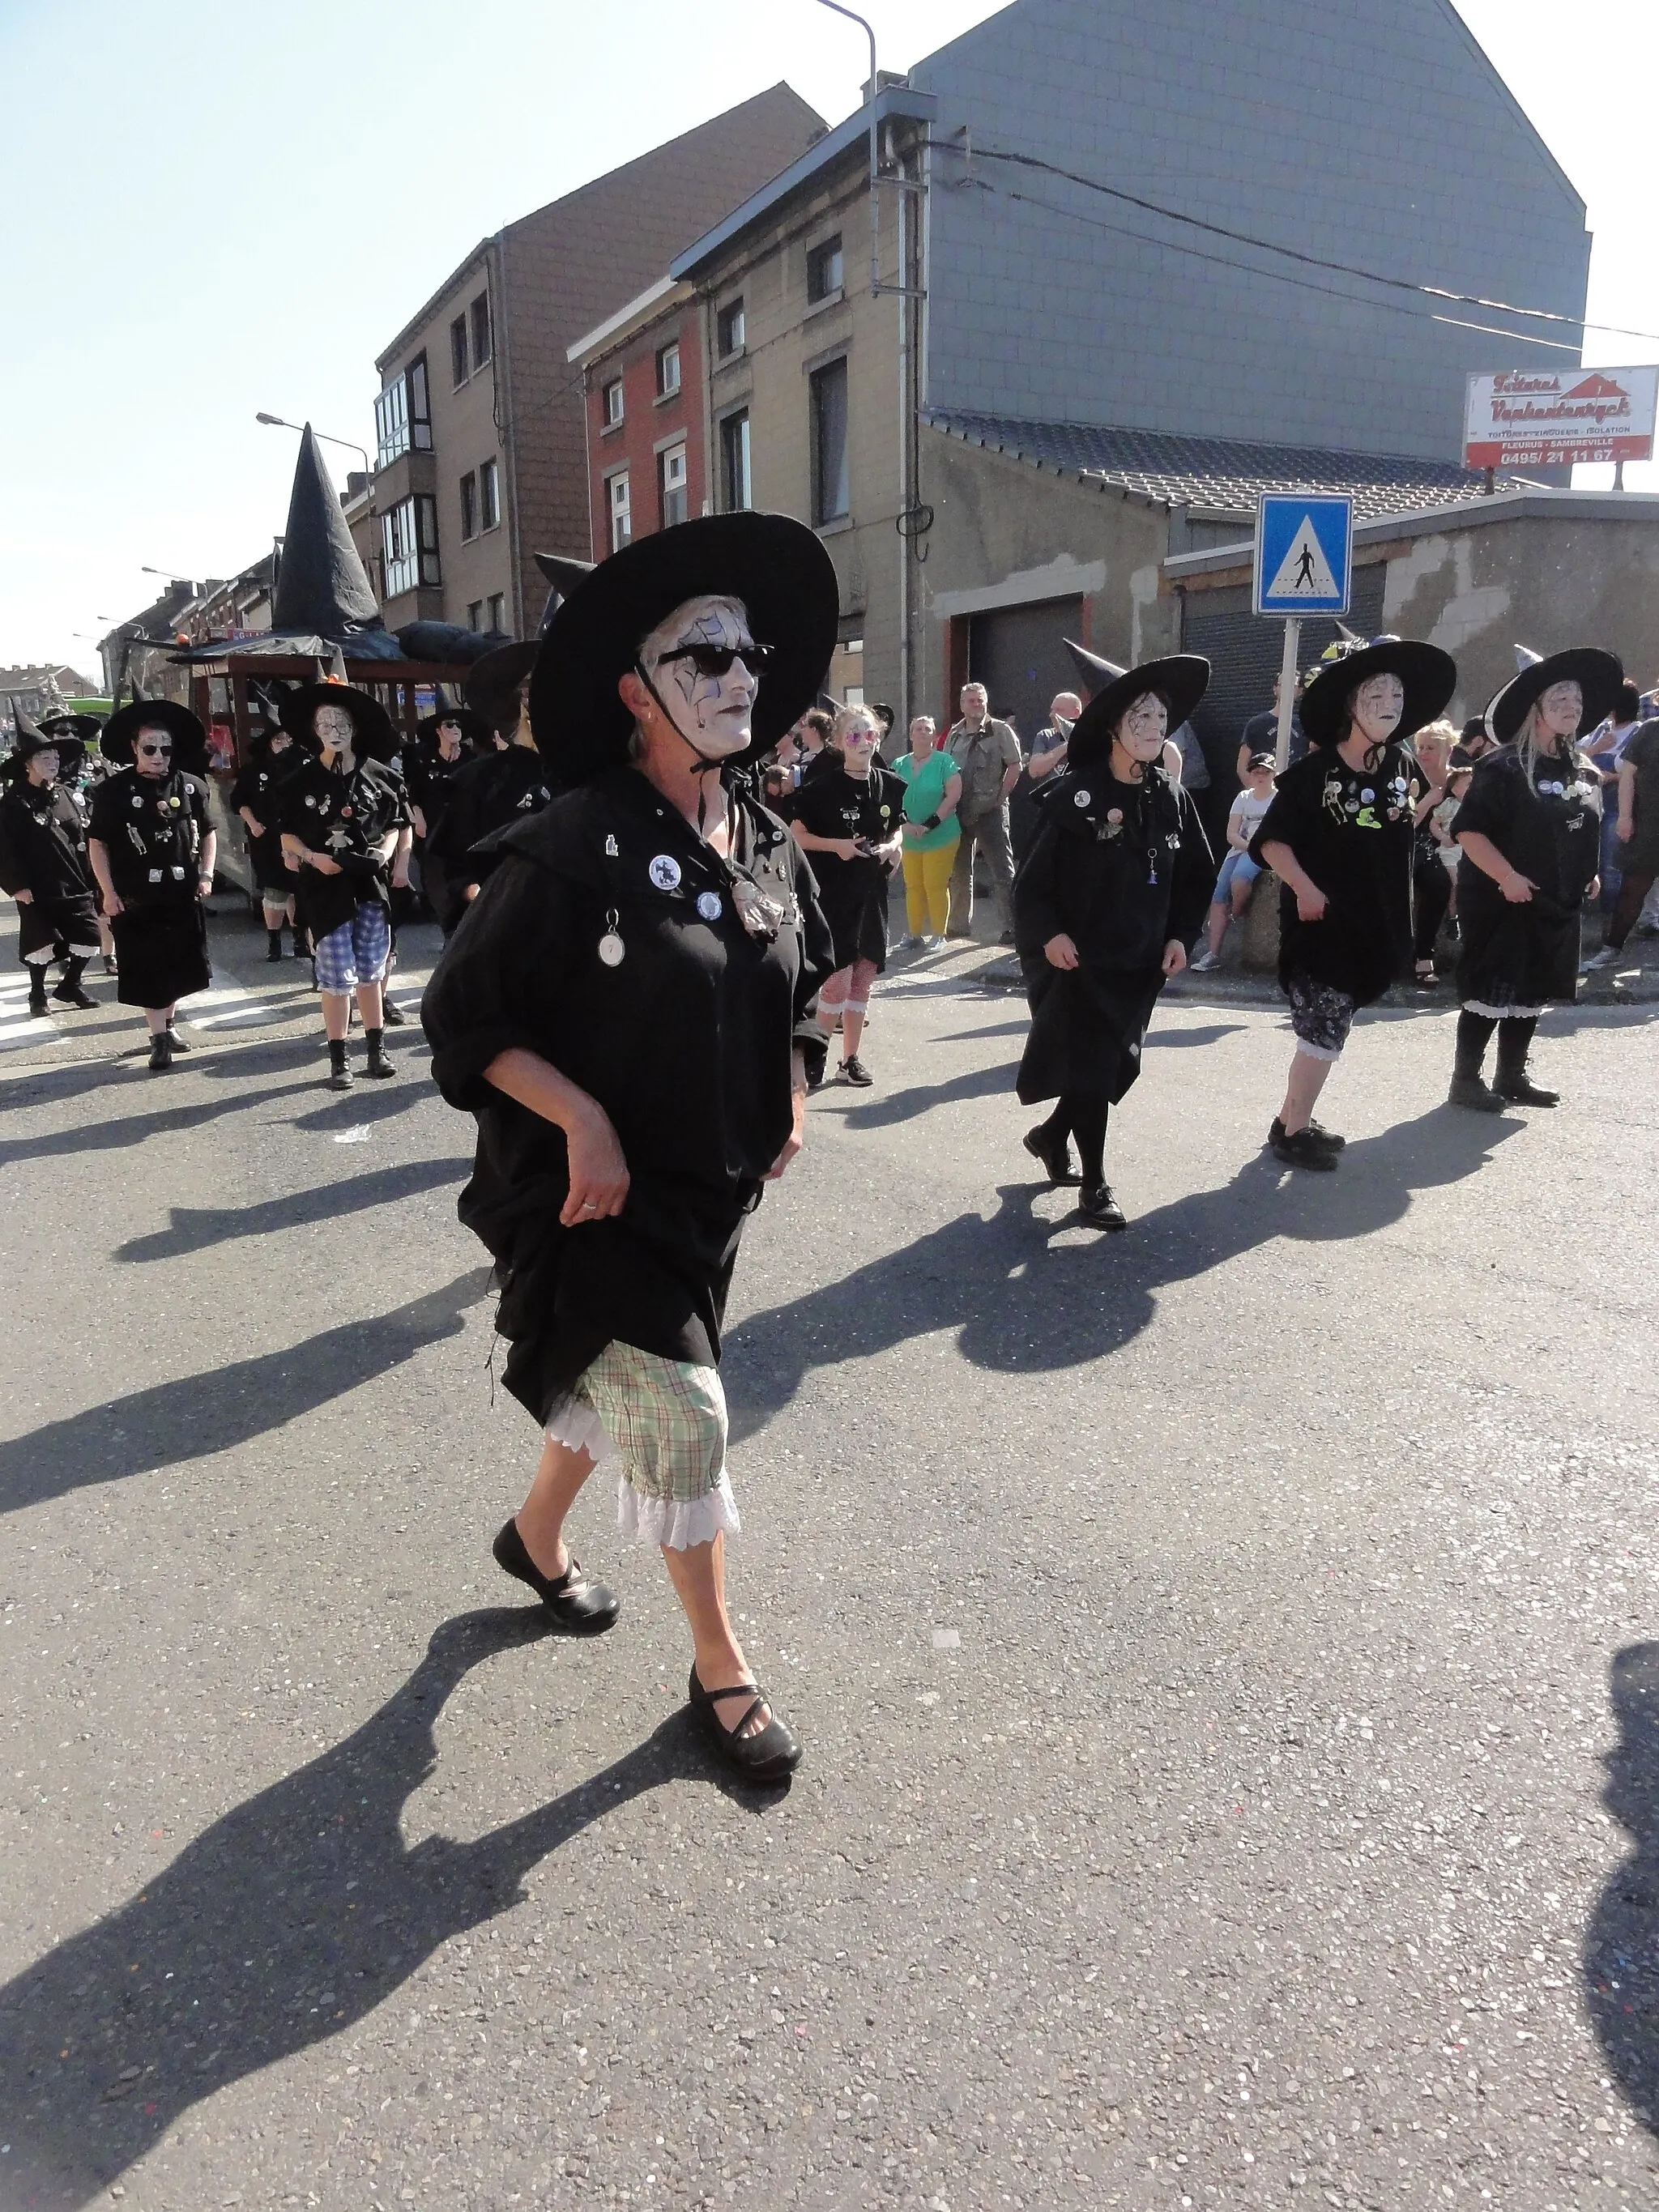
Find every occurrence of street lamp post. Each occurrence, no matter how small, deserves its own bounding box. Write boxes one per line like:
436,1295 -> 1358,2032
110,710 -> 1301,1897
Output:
812,0 -> 881,298
255,412 -> 373,484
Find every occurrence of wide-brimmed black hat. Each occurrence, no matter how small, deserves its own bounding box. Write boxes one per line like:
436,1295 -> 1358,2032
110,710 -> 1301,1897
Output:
415,705 -> 496,754
102,695 -> 211,774
528,512 -> 839,783
1299,636 -> 1456,749
39,710 -> 104,745
1062,646 -> 1212,769
2,703 -> 67,783
277,680 -> 399,762
1484,646 -> 1624,745
464,641 -> 540,739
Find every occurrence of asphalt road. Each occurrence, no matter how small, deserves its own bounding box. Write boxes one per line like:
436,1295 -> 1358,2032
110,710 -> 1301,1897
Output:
1,903 -> 1657,2212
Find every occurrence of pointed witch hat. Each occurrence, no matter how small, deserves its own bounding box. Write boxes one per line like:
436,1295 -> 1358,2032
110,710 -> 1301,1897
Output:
271,424 -> 386,641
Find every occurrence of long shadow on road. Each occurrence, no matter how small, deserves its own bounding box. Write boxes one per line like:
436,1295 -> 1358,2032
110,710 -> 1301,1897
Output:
0,1270 -> 490,1517
1587,1642 -> 1659,2137
0,1606 -> 766,2209
113,1157 -> 471,1263
0,1073 -> 323,1170
726,1102 -> 1518,1441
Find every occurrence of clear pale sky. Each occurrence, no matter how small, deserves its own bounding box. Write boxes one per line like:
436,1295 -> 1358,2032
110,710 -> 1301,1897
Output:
2,0 -> 1656,674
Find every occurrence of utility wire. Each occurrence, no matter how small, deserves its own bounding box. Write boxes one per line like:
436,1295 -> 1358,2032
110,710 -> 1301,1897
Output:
962,143 -> 1659,349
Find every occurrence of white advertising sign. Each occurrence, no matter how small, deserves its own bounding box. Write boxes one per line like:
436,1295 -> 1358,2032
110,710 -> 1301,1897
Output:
1464,366 -> 1658,470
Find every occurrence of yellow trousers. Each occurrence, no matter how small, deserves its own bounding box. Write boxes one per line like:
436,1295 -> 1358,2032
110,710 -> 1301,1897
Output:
902,837 -> 958,937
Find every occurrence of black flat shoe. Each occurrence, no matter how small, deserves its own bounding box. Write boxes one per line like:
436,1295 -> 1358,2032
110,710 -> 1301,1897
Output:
492,1517 -> 620,1634
1077,1183 -> 1128,1230
51,983 -> 97,1009
1269,1124 -> 1338,1170
1022,1125 -> 1081,1185
381,997 -> 408,1026
1269,1115 -> 1344,1151
147,1034 -> 174,1072
1494,1069 -> 1559,1107
688,1665 -> 801,1782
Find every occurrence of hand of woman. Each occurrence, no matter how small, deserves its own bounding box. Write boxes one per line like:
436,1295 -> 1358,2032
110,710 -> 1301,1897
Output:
13,888 -> 32,906
1500,870 -> 1536,904
102,890 -> 124,918
307,850 -> 343,876
1161,938 -> 1188,978
766,1087 -> 808,1180
561,1103 -> 630,1225
1618,815 -> 1635,844
1295,883 -> 1328,923
1044,932 -> 1079,970
832,837 -> 863,862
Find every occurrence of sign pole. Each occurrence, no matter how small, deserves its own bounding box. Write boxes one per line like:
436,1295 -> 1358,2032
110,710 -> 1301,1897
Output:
1273,616 -> 1301,773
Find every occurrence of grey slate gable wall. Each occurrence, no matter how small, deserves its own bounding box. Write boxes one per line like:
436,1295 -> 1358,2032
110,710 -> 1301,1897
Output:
909,0 -> 1589,462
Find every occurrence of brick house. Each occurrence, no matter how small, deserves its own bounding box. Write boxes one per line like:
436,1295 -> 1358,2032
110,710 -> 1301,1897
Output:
368,84 -> 824,639
647,0 -> 1592,739
568,280 -> 705,558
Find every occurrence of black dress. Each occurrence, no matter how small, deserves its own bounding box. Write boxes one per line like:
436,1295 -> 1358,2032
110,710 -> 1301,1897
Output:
779,764 -> 903,971
1452,746 -> 1601,1013
424,747 -> 554,929
1013,764 -> 1214,1105
87,767 -> 213,1008
421,767 -> 834,1426
1248,743 -> 1422,1007
0,779 -> 100,961
403,744 -> 469,923
274,755 -> 409,940
228,747 -> 302,895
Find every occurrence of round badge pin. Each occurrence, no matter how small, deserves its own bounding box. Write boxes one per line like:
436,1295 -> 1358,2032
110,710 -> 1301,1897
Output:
696,891 -> 723,922
1073,789 -> 1092,808
649,855 -> 682,891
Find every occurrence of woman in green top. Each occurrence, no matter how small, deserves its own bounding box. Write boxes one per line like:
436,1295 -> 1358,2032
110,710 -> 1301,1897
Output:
892,715 -> 963,946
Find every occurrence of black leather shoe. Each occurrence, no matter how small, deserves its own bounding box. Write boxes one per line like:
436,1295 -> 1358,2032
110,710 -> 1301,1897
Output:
164,1027 -> 190,1052
381,997 -> 408,1026
52,982 -> 97,1009
1494,1067 -> 1559,1107
1077,1183 -> 1128,1230
1448,1073 -> 1505,1113
1022,1124 -> 1081,1185
1269,1123 -> 1338,1169
688,1665 -> 802,1782
1269,1116 -> 1344,1151
147,1034 -> 174,1072
492,1518 -> 620,1634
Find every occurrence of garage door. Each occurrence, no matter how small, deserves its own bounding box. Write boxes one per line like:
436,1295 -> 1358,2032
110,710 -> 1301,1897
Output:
967,596 -> 1084,744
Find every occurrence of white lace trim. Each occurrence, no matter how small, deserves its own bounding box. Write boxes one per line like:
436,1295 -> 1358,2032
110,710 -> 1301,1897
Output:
616,1471 -> 741,1552
1461,999 -> 1547,1021
543,1399 -> 618,1467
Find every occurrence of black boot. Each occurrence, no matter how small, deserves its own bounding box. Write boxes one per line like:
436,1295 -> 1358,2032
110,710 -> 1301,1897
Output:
380,995 -> 407,1026
51,956 -> 96,1009
327,1038 -> 353,1091
147,1029 -> 174,1072
1494,1017 -> 1556,1106
164,1025 -> 190,1052
267,927 -> 284,962
364,1025 -> 395,1079
26,967 -> 49,1017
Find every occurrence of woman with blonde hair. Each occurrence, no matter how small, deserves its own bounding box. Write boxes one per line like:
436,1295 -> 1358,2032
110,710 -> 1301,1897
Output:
891,714 -> 962,947
1409,718 -> 1457,987
1448,646 -> 1621,1110
782,702 -> 904,1085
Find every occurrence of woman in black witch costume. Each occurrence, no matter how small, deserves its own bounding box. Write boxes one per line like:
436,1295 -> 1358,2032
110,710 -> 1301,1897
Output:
0,710 -> 101,1016
1013,651 -> 1215,1231
87,697 -> 216,1072
1250,635 -> 1455,1167
421,513 -> 836,1784
404,705 -> 494,928
1447,645 -> 1621,1112
422,644 -> 554,932
230,720 -> 305,961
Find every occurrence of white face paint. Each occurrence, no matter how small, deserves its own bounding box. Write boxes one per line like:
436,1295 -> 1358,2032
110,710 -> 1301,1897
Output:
640,595 -> 758,761
1115,690 -> 1168,760
437,719 -> 463,756
1536,679 -> 1583,742
838,714 -> 881,776
313,702 -> 355,755
1349,673 -> 1405,748
27,748 -> 59,786
133,727 -> 174,778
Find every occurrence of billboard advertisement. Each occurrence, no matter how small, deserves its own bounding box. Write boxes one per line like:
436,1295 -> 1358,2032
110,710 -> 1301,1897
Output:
1464,366 -> 1658,470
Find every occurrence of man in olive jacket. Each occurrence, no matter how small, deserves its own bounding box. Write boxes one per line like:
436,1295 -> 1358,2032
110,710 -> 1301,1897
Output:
945,682 -> 1021,940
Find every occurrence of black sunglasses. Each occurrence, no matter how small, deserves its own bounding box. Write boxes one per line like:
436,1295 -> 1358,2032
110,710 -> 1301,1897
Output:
137,742 -> 173,756
652,642 -> 774,680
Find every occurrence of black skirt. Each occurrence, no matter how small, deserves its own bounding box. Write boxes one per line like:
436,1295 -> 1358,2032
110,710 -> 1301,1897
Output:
1017,958 -> 1166,1106
815,857 -> 891,973
18,893 -> 100,962
111,900 -> 211,1009
1456,880 -> 1580,1010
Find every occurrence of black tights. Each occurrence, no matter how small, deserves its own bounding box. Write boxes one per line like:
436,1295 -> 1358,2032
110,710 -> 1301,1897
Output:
1413,857 -> 1452,962
1454,1009 -> 1538,1078
1034,1092 -> 1110,1186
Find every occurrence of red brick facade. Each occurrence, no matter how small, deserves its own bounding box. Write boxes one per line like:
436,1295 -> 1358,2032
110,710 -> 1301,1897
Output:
583,302 -> 705,556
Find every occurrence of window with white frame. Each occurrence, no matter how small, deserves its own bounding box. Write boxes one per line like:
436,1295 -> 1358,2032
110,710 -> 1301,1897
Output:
480,458 -> 500,531
659,444 -> 688,529
657,341 -> 680,399
603,378 -> 624,428
608,470 -> 632,551
719,409 -> 751,513
382,493 -> 441,597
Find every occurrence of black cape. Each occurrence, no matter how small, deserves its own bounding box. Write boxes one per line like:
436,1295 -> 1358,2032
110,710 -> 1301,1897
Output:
778,762 -> 903,970
1249,743 -> 1421,1007
87,767 -> 213,1008
424,747 -> 554,924
1013,764 -> 1214,1104
275,754 -> 409,939
1452,745 -> 1601,1009
0,780 -> 95,904
421,767 -> 834,1426
229,746 -> 303,893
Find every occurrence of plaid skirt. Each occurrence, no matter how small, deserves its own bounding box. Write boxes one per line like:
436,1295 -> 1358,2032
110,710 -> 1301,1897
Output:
545,1340 -> 740,1551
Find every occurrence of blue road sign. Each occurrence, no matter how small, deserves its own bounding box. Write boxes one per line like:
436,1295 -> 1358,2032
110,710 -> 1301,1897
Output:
1253,493 -> 1354,616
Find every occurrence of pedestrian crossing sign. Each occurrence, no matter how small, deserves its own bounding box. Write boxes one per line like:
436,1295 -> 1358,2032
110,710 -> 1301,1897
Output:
1253,493 -> 1354,616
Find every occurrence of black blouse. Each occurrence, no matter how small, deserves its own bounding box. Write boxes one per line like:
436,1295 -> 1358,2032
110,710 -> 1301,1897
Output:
1015,764 -> 1215,971
87,768 -> 211,904
424,748 -> 553,891
422,768 -> 833,1421
0,781 -> 94,901
1249,743 -> 1422,1005
275,754 -> 409,937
